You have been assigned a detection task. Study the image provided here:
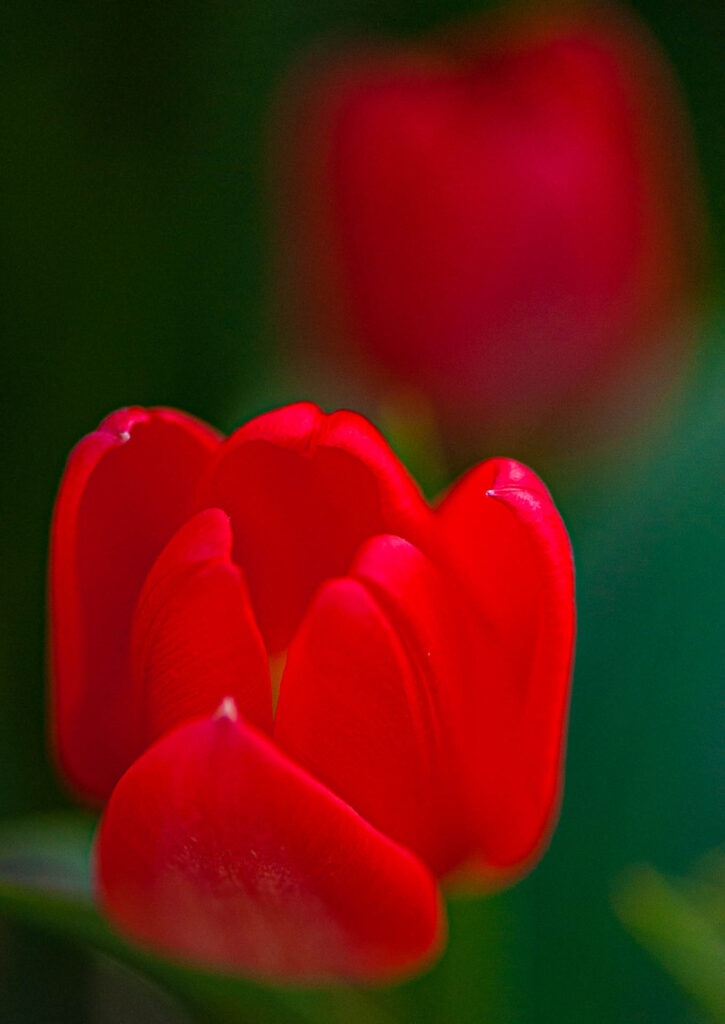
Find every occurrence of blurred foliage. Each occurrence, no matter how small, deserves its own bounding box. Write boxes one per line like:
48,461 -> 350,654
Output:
1,0 -> 723,1021
614,851 -> 725,1023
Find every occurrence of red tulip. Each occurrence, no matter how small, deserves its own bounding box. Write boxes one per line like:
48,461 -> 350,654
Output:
50,404 -> 575,981
276,7 -> 701,432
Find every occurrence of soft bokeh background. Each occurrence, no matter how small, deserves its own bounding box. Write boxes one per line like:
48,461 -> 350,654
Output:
1,0 -> 722,1021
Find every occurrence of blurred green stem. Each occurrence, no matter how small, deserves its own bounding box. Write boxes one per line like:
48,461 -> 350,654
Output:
614,864 -> 725,1023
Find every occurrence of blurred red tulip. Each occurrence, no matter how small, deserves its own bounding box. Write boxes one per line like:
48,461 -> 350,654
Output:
50,404 -> 574,981
275,6 -> 703,434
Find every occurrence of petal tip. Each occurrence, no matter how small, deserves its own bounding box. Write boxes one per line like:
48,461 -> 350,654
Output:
214,696 -> 239,723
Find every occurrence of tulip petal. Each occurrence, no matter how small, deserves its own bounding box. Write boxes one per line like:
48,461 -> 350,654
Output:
275,535 -> 472,875
196,402 -> 431,653
97,704 -> 443,981
437,459 -> 575,872
50,407 -> 220,803
130,509 -> 272,747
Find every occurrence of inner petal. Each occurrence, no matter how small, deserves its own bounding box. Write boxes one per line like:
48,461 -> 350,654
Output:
273,539 -> 473,877
195,404 -> 431,654
130,509 -> 273,750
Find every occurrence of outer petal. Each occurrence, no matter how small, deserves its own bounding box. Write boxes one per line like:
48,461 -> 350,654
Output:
275,535 -> 474,876
49,407 -> 220,803
130,509 -> 272,747
437,459 -> 575,873
96,703 -> 443,982
195,403 -> 432,653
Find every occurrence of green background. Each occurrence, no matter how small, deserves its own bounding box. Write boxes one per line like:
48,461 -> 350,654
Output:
1,0 -> 722,1021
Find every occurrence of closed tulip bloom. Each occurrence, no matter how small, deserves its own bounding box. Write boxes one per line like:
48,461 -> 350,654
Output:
276,7 -> 702,431
50,404 -> 575,981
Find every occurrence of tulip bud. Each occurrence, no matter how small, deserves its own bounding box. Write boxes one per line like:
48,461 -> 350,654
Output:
51,404 -> 575,979
274,6 -> 704,446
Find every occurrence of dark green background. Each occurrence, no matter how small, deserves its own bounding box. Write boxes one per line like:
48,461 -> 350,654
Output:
1,0 -> 722,1021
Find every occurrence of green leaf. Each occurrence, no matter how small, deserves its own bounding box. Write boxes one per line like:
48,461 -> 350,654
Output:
613,855 -> 725,1024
